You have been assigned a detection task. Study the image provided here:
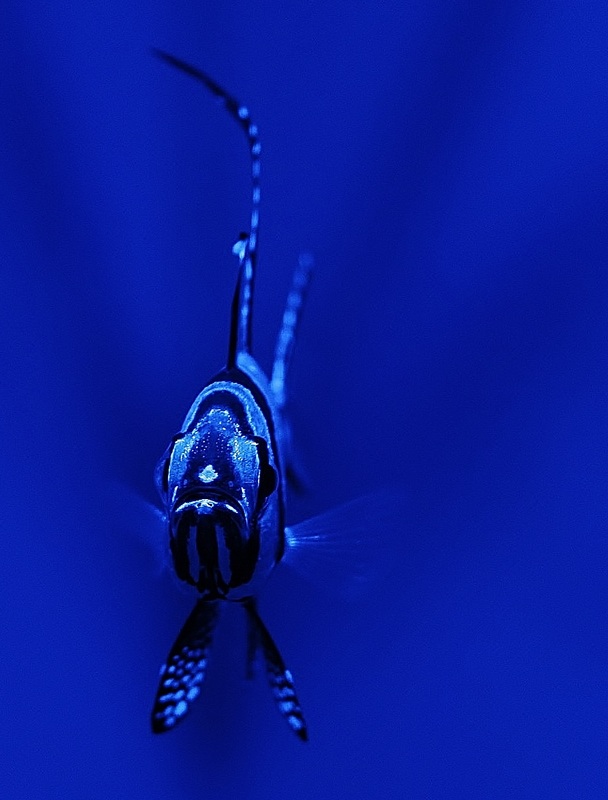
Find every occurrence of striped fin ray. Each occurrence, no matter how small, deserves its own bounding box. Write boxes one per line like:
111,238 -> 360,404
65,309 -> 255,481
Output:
245,601 -> 308,741
271,253 -> 313,409
153,49 -> 261,366
151,600 -> 220,733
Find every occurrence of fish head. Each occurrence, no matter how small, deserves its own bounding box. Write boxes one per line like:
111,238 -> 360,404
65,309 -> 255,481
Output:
156,413 -> 279,599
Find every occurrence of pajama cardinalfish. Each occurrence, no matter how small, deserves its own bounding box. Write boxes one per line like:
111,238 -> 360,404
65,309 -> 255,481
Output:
150,51 -> 397,741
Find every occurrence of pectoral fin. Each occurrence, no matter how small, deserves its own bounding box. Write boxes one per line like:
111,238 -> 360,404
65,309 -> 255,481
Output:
283,489 -> 408,601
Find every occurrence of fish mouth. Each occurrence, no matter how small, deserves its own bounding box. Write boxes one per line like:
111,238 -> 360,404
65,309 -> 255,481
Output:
172,488 -> 245,519
169,490 -> 249,598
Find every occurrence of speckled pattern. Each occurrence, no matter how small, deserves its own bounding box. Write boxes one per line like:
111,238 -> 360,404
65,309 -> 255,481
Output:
152,600 -> 219,732
246,601 -> 308,741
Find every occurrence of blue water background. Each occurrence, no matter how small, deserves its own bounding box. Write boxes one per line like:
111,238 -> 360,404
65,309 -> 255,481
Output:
2,3 -> 608,798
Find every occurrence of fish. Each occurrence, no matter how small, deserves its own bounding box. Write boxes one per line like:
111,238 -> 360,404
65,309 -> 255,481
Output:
149,51 -> 401,741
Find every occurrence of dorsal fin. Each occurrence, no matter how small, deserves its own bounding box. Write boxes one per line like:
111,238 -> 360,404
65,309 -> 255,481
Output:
154,49 -> 261,367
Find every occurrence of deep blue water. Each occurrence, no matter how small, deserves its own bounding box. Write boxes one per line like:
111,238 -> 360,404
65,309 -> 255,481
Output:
2,3 -> 608,798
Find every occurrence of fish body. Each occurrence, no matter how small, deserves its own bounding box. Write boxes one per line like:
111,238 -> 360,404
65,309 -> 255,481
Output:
151,51 -> 310,739
157,361 -> 285,602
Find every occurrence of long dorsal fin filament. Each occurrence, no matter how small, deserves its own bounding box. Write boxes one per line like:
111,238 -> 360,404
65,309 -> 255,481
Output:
153,49 -> 262,367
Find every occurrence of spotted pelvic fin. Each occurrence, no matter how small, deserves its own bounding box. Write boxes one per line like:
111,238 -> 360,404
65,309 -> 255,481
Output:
245,600 -> 308,741
151,600 -> 220,733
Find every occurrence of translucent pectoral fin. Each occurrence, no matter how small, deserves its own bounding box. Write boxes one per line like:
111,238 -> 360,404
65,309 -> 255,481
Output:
151,601 -> 220,733
244,601 -> 307,741
282,490 -> 408,601
107,480 -> 168,575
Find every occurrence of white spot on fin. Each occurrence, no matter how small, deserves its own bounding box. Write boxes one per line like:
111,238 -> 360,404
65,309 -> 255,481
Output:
174,700 -> 188,717
232,237 -> 247,261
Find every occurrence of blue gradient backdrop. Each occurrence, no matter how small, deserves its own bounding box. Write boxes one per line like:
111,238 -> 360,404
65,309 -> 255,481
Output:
2,3 -> 608,798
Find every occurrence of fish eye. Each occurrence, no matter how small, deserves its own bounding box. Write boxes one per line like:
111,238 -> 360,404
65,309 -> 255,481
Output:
252,436 -> 277,502
154,454 -> 170,496
154,434 -> 187,498
259,462 -> 277,500
161,460 -> 170,493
